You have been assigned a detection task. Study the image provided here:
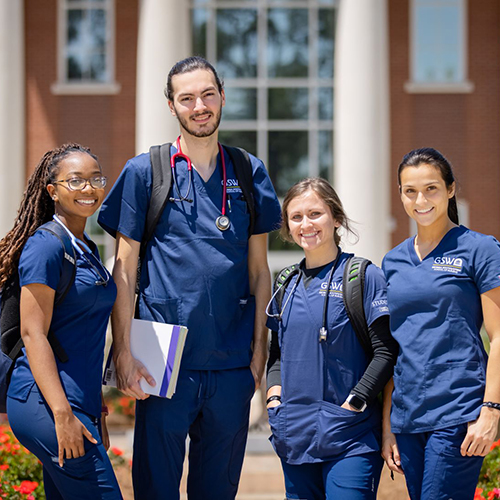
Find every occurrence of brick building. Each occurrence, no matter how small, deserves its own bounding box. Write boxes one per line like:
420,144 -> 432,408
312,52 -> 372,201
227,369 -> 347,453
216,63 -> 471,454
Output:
1,0 -> 499,269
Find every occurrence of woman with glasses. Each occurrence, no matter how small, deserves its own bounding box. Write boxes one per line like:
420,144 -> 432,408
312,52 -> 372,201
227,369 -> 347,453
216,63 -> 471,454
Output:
265,178 -> 398,500
382,148 -> 500,500
0,144 -> 122,499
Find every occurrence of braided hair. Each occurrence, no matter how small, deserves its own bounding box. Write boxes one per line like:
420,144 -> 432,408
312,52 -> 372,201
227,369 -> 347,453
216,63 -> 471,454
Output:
0,143 -> 98,289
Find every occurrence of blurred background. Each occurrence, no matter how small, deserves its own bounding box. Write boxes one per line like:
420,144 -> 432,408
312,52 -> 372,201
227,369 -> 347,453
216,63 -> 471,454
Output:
2,0 -> 500,498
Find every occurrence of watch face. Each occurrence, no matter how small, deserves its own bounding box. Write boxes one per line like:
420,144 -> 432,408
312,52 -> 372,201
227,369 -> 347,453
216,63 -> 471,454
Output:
347,394 -> 367,411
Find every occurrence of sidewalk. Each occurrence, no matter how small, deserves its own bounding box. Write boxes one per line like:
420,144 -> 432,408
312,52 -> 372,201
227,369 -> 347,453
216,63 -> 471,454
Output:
109,430 -> 408,500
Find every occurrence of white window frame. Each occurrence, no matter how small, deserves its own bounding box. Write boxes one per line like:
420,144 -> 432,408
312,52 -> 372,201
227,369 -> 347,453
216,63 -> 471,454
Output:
190,0 -> 336,270
52,0 -> 120,95
406,0 -> 474,94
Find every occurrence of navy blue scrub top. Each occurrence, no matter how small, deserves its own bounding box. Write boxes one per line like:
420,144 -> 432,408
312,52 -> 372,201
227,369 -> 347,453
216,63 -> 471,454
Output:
382,225 -> 500,433
98,146 -> 281,370
266,253 -> 389,464
8,229 -> 117,418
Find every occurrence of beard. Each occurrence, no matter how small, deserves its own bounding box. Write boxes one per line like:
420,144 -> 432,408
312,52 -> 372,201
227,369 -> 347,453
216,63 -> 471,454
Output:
174,104 -> 223,138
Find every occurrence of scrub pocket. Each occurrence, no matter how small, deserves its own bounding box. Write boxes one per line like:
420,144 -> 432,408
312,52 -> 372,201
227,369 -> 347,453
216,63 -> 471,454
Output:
268,403 -> 287,459
424,361 -> 485,426
138,294 -> 183,325
234,295 -> 256,349
314,401 -> 379,460
227,199 -> 250,242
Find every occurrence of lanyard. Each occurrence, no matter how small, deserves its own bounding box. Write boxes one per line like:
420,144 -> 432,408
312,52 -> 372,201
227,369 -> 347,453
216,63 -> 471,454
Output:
52,215 -> 109,286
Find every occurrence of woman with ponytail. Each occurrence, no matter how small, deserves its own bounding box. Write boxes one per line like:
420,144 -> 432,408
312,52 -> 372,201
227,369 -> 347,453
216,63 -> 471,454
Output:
0,144 -> 122,499
381,148 -> 500,500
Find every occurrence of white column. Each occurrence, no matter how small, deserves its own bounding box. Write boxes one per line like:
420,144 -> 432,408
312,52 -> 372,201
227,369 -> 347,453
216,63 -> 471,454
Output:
136,0 -> 191,155
334,0 -> 390,266
0,0 -> 24,239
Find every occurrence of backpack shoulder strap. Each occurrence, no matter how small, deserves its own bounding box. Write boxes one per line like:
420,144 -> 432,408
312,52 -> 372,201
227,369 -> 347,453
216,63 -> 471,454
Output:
37,221 -> 77,307
222,145 -> 256,237
1,274 -> 23,360
273,263 -> 301,311
342,256 -> 373,359
36,221 -> 78,363
141,143 -> 173,262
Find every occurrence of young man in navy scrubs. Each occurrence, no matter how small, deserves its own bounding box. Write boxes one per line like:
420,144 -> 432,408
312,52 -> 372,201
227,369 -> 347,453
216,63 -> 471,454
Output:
98,57 -> 281,499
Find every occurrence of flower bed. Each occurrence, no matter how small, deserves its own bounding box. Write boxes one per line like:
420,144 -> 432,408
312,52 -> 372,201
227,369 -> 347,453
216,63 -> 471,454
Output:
475,439 -> 500,499
0,424 -> 44,499
0,423 -> 132,499
104,388 -> 136,428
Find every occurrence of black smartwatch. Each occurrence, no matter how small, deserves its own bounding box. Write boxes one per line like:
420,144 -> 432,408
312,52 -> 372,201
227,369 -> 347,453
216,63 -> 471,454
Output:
346,393 -> 367,412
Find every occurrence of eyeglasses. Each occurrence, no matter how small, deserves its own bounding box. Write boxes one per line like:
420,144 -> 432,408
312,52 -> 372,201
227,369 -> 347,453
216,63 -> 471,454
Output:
53,176 -> 107,191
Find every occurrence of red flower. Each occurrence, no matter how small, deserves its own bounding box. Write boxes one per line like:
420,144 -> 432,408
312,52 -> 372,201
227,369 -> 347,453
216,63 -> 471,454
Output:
0,465 -> 8,471
475,488 -> 485,500
13,480 -> 39,495
110,447 -> 123,456
490,439 -> 500,451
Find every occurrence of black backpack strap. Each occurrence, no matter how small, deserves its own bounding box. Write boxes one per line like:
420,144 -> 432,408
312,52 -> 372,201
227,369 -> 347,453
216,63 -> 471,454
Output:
1,274 -> 23,360
141,143 -> 173,263
342,256 -> 373,359
35,221 -> 79,363
38,221 -> 77,307
223,146 -> 256,237
273,263 -> 301,311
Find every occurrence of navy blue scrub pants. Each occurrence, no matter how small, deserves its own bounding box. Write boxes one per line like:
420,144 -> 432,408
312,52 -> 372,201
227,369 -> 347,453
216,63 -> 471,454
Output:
132,367 -> 255,500
7,387 -> 122,500
281,452 -> 383,500
396,424 -> 484,500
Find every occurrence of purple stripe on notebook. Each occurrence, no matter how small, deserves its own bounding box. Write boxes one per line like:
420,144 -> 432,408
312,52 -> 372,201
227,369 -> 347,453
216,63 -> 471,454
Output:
159,325 -> 181,397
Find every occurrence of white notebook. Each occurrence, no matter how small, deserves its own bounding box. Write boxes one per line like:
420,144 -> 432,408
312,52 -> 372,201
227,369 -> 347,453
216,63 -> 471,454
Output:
103,318 -> 188,399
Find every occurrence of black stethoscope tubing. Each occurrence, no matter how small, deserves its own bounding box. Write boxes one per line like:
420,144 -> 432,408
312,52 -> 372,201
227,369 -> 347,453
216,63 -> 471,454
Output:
266,253 -> 343,342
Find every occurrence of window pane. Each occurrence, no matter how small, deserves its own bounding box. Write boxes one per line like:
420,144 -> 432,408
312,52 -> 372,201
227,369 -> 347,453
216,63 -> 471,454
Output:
269,131 -> 308,197
192,8 -> 207,58
318,9 -> 335,78
319,131 -> 333,182
268,88 -> 308,120
413,2 -> 462,83
67,10 -> 83,80
318,87 -> 333,121
224,88 -> 257,120
268,9 -> 308,78
90,9 -> 106,49
219,131 -> 257,157
68,56 -> 82,80
90,53 -> 106,81
66,8 -> 107,82
217,9 -> 258,78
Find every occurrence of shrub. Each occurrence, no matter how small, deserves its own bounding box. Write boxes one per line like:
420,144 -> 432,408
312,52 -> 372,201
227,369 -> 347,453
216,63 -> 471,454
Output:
0,424 -> 44,499
475,439 -> 500,499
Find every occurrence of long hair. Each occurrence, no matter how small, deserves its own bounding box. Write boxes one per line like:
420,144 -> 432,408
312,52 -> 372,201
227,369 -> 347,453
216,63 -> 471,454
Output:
398,147 -> 459,225
0,143 -> 98,289
280,177 -> 355,246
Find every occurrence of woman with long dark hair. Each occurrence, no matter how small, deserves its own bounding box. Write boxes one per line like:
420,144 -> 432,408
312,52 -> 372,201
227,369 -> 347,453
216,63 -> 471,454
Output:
0,144 -> 122,499
382,148 -> 500,499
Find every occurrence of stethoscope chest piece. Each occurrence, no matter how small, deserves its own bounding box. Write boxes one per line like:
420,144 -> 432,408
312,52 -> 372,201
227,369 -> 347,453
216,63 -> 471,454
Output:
216,215 -> 231,231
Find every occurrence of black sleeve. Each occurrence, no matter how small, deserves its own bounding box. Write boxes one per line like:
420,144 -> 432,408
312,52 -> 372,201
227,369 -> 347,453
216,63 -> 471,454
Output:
266,329 -> 282,390
351,315 -> 399,405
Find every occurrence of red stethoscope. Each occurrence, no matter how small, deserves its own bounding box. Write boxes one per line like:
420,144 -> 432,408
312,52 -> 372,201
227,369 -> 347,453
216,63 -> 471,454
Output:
170,137 -> 230,231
